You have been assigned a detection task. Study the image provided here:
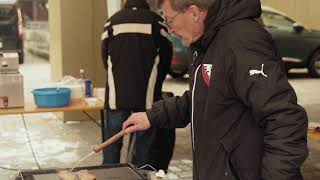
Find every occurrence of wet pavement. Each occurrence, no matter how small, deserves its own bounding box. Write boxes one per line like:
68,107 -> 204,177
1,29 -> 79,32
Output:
0,52 -> 320,179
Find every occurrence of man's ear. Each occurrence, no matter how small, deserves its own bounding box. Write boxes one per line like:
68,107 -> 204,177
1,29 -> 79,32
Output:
188,5 -> 202,22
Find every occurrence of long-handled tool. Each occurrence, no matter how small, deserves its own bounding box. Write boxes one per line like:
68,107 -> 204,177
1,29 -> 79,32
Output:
93,130 -> 126,153
69,130 -> 127,172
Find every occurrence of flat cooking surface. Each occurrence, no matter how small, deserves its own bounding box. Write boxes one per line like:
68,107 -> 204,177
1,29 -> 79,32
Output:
15,163 -> 147,180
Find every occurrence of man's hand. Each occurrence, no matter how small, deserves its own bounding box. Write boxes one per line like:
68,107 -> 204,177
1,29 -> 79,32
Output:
122,112 -> 151,134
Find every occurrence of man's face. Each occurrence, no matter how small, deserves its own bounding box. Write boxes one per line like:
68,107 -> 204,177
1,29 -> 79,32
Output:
161,0 -> 205,46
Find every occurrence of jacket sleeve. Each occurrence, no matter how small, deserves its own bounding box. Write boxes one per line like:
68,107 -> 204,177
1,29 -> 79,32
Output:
146,90 -> 191,129
101,21 -> 110,70
154,18 -> 172,82
158,26 -> 173,81
228,30 -> 308,179
153,22 -> 173,101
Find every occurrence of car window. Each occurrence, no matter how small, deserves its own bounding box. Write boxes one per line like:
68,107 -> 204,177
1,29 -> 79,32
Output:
0,6 -> 16,21
0,6 -> 18,37
261,11 -> 295,31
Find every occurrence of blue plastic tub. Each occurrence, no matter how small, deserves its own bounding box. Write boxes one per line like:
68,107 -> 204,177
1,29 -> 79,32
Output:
32,87 -> 71,108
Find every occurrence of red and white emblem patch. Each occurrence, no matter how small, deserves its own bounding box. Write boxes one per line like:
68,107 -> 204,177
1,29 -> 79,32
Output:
201,64 -> 212,86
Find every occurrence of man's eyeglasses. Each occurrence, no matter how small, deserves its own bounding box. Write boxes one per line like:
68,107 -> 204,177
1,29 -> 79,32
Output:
164,12 -> 181,29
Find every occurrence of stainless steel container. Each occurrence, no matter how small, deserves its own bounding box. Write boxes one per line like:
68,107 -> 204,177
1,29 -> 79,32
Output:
0,53 -> 19,74
0,73 -> 24,108
0,53 -> 24,108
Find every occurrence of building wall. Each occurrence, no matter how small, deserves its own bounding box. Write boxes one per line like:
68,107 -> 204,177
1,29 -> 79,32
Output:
49,0 -> 107,84
262,0 -> 320,30
49,0 -> 107,121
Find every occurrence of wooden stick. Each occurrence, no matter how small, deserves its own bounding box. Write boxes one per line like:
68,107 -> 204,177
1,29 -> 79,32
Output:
94,130 -> 126,153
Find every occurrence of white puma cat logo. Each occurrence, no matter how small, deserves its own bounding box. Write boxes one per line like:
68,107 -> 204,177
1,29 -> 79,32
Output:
249,64 -> 267,77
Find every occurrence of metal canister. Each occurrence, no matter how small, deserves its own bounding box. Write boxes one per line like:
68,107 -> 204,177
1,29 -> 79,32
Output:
84,79 -> 92,97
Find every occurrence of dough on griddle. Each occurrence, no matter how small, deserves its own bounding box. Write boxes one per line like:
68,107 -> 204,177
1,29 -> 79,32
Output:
76,170 -> 96,180
58,170 -> 76,180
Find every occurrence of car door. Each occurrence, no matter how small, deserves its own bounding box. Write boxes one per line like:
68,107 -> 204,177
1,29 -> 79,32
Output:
261,11 -> 310,63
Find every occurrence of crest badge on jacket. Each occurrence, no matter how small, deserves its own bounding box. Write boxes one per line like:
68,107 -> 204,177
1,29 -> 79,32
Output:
201,64 -> 212,87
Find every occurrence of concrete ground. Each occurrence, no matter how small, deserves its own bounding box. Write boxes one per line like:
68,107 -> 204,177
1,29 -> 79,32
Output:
0,51 -> 320,179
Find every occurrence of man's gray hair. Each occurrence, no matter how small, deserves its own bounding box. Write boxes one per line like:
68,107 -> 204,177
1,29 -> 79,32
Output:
159,0 -> 216,12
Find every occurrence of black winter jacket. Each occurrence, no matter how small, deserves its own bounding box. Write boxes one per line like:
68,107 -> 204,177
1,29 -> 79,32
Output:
146,0 -> 308,179
101,0 -> 172,111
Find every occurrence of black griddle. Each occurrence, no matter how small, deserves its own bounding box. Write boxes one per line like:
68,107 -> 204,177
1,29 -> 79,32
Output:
14,163 -> 147,180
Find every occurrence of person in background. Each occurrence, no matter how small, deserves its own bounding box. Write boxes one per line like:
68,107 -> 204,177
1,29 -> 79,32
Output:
100,0 -> 174,171
148,91 -> 176,173
122,0 -> 309,179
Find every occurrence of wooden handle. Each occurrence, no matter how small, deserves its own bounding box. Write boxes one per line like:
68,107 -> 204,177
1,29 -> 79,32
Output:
94,130 -> 126,153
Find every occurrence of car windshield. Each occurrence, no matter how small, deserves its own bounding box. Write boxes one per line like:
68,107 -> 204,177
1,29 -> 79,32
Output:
0,6 -> 16,21
261,11 -> 295,31
0,6 -> 17,36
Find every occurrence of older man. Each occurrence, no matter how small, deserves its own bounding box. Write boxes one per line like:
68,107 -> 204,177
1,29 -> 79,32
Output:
123,0 -> 308,179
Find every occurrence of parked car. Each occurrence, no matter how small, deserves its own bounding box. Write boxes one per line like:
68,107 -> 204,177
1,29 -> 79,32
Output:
168,34 -> 191,78
168,6 -> 320,78
0,0 -> 24,64
261,6 -> 320,77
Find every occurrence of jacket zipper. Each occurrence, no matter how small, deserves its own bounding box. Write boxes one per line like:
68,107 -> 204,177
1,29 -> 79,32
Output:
191,64 -> 201,151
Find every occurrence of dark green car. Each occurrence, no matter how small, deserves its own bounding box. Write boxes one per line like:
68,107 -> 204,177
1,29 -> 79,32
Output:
168,34 -> 191,78
167,6 -> 320,78
261,6 -> 320,77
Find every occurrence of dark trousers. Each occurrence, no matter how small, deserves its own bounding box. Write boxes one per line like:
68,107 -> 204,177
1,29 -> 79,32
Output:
148,128 -> 176,172
102,109 -> 175,172
148,91 -> 176,172
102,109 -> 155,165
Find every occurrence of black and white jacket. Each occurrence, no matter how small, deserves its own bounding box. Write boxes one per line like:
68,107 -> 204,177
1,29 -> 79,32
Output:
101,0 -> 172,111
147,0 -> 308,179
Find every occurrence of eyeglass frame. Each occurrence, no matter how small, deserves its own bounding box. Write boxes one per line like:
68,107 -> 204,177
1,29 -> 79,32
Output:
163,12 -> 182,29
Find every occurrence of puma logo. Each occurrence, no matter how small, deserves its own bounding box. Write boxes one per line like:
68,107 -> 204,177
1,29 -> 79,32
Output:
249,64 -> 267,77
